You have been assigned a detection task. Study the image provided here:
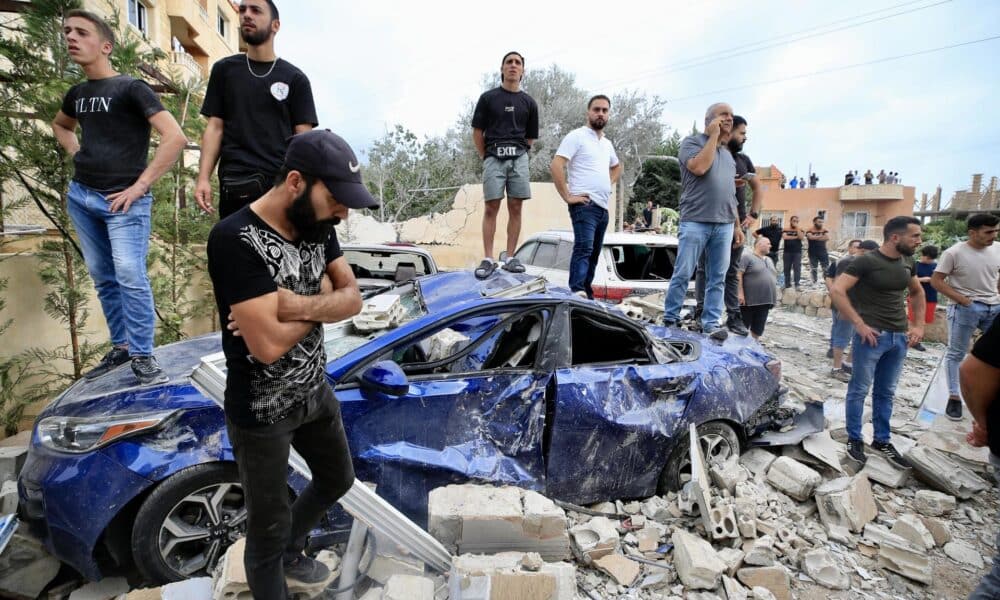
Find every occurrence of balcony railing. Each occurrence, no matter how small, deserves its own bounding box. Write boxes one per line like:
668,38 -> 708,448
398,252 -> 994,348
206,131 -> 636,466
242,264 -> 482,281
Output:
839,184 -> 905,202
169,51 -> 203,81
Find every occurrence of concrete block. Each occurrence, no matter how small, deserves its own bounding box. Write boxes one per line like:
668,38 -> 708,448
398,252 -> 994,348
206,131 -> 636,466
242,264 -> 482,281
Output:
801,549 -> 849,590
739,448 -> 778,477
944,541 -> 985,568
0,447 -> 27,483
0,481 -> 17,515
640,495 -> 673,523
672,530 -> 726,590
919,516 -> 952,546
678,482 -> 698,516
0,532 -> 61,600
688,423 -> 716,536
736,567 -> 791,600
449,552 -> 575,600
569,516 -> 619,563
877,536 -> 932,585
736,509 -> 757,539
68,578 -> 129,600
366,552 -> 425,586
801,431 -> 845,474
744,535 -> 776,567
353,294 -> 407,332
814,474 -> 877,533
711,461 -> 749,494
594,553 -> 641,586
913,490 -> 957,517
904,445 -> 988,499
635,526 -> 660,552
707,504 -> 740,540
892,514 -> 935,550
384,574 -> 435,600
212,539 -> 338,599
722,575 -> 749,600
860,453 -> 909,488
717,547 -> 745,577
765,457 -> 822,501
522,491 -> 567,541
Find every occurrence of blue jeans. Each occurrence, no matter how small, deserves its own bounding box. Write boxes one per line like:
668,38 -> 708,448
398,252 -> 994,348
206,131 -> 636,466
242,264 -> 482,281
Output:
969,453 -> 1000,599
664,221 -> 735,329
67,180 -> 155,356
845,330 -> 909,443
568,202 -> 609,298
946,302 -> 1000,396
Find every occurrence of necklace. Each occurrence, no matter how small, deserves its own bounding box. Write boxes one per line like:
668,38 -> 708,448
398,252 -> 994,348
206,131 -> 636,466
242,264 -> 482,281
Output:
246,53 -> 279,78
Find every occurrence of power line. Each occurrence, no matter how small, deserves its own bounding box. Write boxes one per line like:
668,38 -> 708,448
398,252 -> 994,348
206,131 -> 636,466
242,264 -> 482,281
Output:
592,0 -> 952,90
664,34 -> 1000,103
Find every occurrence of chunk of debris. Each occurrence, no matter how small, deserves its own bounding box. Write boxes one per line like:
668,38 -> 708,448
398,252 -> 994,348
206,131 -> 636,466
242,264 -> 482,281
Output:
384,574 -> 435,600
736,566 -> 791,600
0,531 -> 61,600
68,577 -> 129,600
744,535 -> 776,567
913,490 -> 957,517
739,448 -> 778,477
0,481 -> 17,516
919,516 -> 952,546
594,553 -> 641,586
859,453 -> 910,488
717,547 -> 746,577
362,532 -> 425,585
688,424 -> 718,537
801,549 -> 850,590
904,445 -> 988,499
814,473 -> 877,533
801,431 -> 845,474
212,539 -> 338,599
0,447 -> 27,484
448,552 -> 576,600
569,517 -> 620,563
707,504 -> 740,540
640,495 -> 674,523
722,575 -> 750,600
352,294 -> 407,332
891,514 -> 935,550
672,529 -> 727,590
944,541 -> 985,569
428,485 -> 570,560
635,526 -> 661,553
865,529 -> 932,585
765,457 -> 822,502
710,461 -> 749,494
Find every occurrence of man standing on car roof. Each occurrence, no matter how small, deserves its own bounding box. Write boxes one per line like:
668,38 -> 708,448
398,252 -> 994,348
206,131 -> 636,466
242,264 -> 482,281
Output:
195,0 -> 318,218
207,130 -> 378,599
471,51 -> 539,279
550,95 -> 622,300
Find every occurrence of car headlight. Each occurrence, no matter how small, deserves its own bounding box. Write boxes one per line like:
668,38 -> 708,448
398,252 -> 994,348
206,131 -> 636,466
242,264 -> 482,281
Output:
37,410 -> 180,454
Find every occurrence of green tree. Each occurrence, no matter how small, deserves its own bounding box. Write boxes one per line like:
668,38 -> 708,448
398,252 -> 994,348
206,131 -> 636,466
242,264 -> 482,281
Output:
921,217 -> 967,252
631,157 -> 681,211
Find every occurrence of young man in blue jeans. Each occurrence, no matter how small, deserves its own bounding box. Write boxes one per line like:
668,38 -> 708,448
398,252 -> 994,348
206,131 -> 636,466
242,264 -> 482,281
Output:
829,216 -> 926,467
930,214 -> 1000,421
52,10 -> 186,384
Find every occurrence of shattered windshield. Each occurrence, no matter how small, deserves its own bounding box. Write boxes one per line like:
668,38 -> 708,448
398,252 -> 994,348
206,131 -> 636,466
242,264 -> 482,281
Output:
323,282 -> 428,361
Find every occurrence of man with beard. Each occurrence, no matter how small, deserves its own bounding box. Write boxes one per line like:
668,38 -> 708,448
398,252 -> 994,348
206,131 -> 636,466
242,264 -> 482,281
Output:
693,115 -> 763,336
196,0 -> 318,218
207,130 -> 377,598
662,102 -> 742,341
830,216 -> 926,468
550,95 -> 622,299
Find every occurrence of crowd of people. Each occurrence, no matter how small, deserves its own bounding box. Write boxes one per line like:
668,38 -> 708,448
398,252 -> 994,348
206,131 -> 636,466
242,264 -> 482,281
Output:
845,169 -> 902,185
45,2 -> 1000,597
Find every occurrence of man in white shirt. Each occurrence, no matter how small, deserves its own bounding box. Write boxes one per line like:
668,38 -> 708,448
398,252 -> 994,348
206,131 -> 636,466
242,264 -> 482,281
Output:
549,95 -> 622,299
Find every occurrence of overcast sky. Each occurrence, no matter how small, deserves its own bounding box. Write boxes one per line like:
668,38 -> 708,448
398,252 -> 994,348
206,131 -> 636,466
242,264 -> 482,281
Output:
273,0 -> 999,204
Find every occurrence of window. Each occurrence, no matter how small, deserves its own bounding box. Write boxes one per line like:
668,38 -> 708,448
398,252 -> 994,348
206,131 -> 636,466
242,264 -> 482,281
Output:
531,242 -> 558,268
217,10 -> 229,38
514,241 -> 538,265
555,241 -> 573,270
343,250 -> 431,281
842,211 -> 870,239
606,244 -> 676,281
570,310 -> 649,365
127,0 -> 148,35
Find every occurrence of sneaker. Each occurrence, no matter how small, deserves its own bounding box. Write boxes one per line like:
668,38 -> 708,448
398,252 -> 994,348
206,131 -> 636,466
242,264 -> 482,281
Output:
687,321 -> 703,334
131,356 -> 168,385
825,348 -> 833,359
912,342 -> 926,352
841,363 -> 853,374
871,441 -> 912,469
501,256 -> 525,273
829,368 -> 851,383
573,290 -> 588,300
707,327 -> 729,342
84,347 -> 130,380
946,396 -> 963,421
846,439 -> 867,465
474,258 -> 496,279
726,318 -> 749,337
283,554 -> 330,585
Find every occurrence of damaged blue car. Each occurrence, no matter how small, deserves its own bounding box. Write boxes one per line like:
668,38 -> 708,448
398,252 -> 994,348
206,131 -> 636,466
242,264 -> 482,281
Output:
18,271 -> 794,584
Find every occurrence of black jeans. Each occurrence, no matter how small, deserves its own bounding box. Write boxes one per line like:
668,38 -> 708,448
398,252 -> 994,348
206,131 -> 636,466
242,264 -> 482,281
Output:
695,243 -> 743,322
809,251 -> 830,283
783,251 -> 802,289
220,173 -> 270,219
226,383 -> 355,600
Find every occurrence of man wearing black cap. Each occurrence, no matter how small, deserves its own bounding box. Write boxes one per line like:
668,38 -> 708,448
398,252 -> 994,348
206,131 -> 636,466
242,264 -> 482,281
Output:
207,130 -> 376,598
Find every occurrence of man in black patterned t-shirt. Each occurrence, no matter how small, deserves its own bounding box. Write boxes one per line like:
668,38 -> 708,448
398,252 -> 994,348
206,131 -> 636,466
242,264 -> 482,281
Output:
207,130 -> 377,599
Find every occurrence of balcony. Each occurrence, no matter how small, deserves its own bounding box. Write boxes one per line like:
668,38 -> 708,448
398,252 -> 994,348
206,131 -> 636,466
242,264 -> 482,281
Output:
169,50 -> 204,83
166,0 -> 210,54
839,184 -> 905,202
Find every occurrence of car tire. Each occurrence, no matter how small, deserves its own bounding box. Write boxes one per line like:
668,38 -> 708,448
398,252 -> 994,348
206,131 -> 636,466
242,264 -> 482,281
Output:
132,463 -> 247,584
657,421 -> 741,493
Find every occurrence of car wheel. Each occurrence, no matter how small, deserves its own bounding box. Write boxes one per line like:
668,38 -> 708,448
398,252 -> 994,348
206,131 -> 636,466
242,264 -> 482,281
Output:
131,463 -> 247,584
657,421 -> 741,493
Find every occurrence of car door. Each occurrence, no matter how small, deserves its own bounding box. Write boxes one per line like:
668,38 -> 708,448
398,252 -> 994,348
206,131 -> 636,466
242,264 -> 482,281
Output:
543,306 -> 698,504
334,305 -> 553,527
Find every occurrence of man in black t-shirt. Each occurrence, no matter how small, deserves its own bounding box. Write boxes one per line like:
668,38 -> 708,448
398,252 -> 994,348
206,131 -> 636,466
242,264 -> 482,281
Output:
754,217 -> 783,264
781,216 -> 806,290
806,216 -> 830,284
207,130 -> 377,598
471,51 -> 539,278
53,10 -> 186,385
196,0 -> 318,218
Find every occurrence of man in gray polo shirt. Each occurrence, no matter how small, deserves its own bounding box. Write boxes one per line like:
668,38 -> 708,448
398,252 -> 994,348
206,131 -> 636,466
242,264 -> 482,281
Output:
662,102 -> 742,341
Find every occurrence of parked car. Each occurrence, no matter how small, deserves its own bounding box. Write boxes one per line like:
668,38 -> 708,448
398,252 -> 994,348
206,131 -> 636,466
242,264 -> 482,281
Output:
19,270 -> 790,585
512,230 -> 688,303
343,242 -> 437,295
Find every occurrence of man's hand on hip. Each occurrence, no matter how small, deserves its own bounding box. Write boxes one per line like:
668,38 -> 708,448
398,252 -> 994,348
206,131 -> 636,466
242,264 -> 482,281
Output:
106,181 -> 148,213
856,322 -> 879,346
566,195 -> 591,206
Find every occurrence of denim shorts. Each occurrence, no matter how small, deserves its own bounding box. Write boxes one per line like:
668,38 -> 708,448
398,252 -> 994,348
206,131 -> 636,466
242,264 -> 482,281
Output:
483,154 -> 531,200
831,313 -> 855,350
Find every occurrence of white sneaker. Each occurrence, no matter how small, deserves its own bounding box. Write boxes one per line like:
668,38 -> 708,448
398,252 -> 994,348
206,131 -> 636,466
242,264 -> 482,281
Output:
574,291 -> 588,299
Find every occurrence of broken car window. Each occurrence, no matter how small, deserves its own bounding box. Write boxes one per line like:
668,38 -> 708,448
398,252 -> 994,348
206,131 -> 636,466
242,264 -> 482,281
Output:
570,309 -> 650,365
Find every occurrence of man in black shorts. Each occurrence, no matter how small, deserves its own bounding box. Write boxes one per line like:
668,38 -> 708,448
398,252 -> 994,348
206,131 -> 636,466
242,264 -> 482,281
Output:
471,51 -> 539,278
207,130 -> 376,598
196,0 -> 318,218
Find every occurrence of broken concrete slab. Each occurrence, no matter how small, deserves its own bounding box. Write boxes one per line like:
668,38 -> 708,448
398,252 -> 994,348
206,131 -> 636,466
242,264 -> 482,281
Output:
569,516 -> 620,563
736,566 -> 791,600
801,549 -> 850,590
860,453 -> 910,488
383,574 -> 435,600
672,529 -> 727,590
710,460 -> 749,494
594,553 -> 641,586
744,535 -> 776,567
428,485 -> 570,561
635,526 -> 660,553
891,514 -> 935,550
944,541 -> 985,569
0,447 -> 27,484
212,539 -> 339,599
0,531 -> 61,600
904,445 -> 988,499
639,496 -> 673,523
716,547 -> 746,578
870,532 -> 932,585
801,431 -> 845,474
913,489 -> 957,517
0,481 -> 16,515
67,577 -> 129,600
688,423 -> 717,537
739,448 -> 778,477
723,574 -> 750,600
814,473 -> 877,533
765,457 -> 822,502
449,552 -> 575,600
919,516 -> 952,546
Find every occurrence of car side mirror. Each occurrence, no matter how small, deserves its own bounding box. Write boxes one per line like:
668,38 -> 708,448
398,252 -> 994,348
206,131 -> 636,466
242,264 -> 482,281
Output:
359,360 -> 409,398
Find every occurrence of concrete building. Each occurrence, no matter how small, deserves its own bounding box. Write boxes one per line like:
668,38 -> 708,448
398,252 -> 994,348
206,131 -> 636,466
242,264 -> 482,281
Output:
755,165 -> 916,247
